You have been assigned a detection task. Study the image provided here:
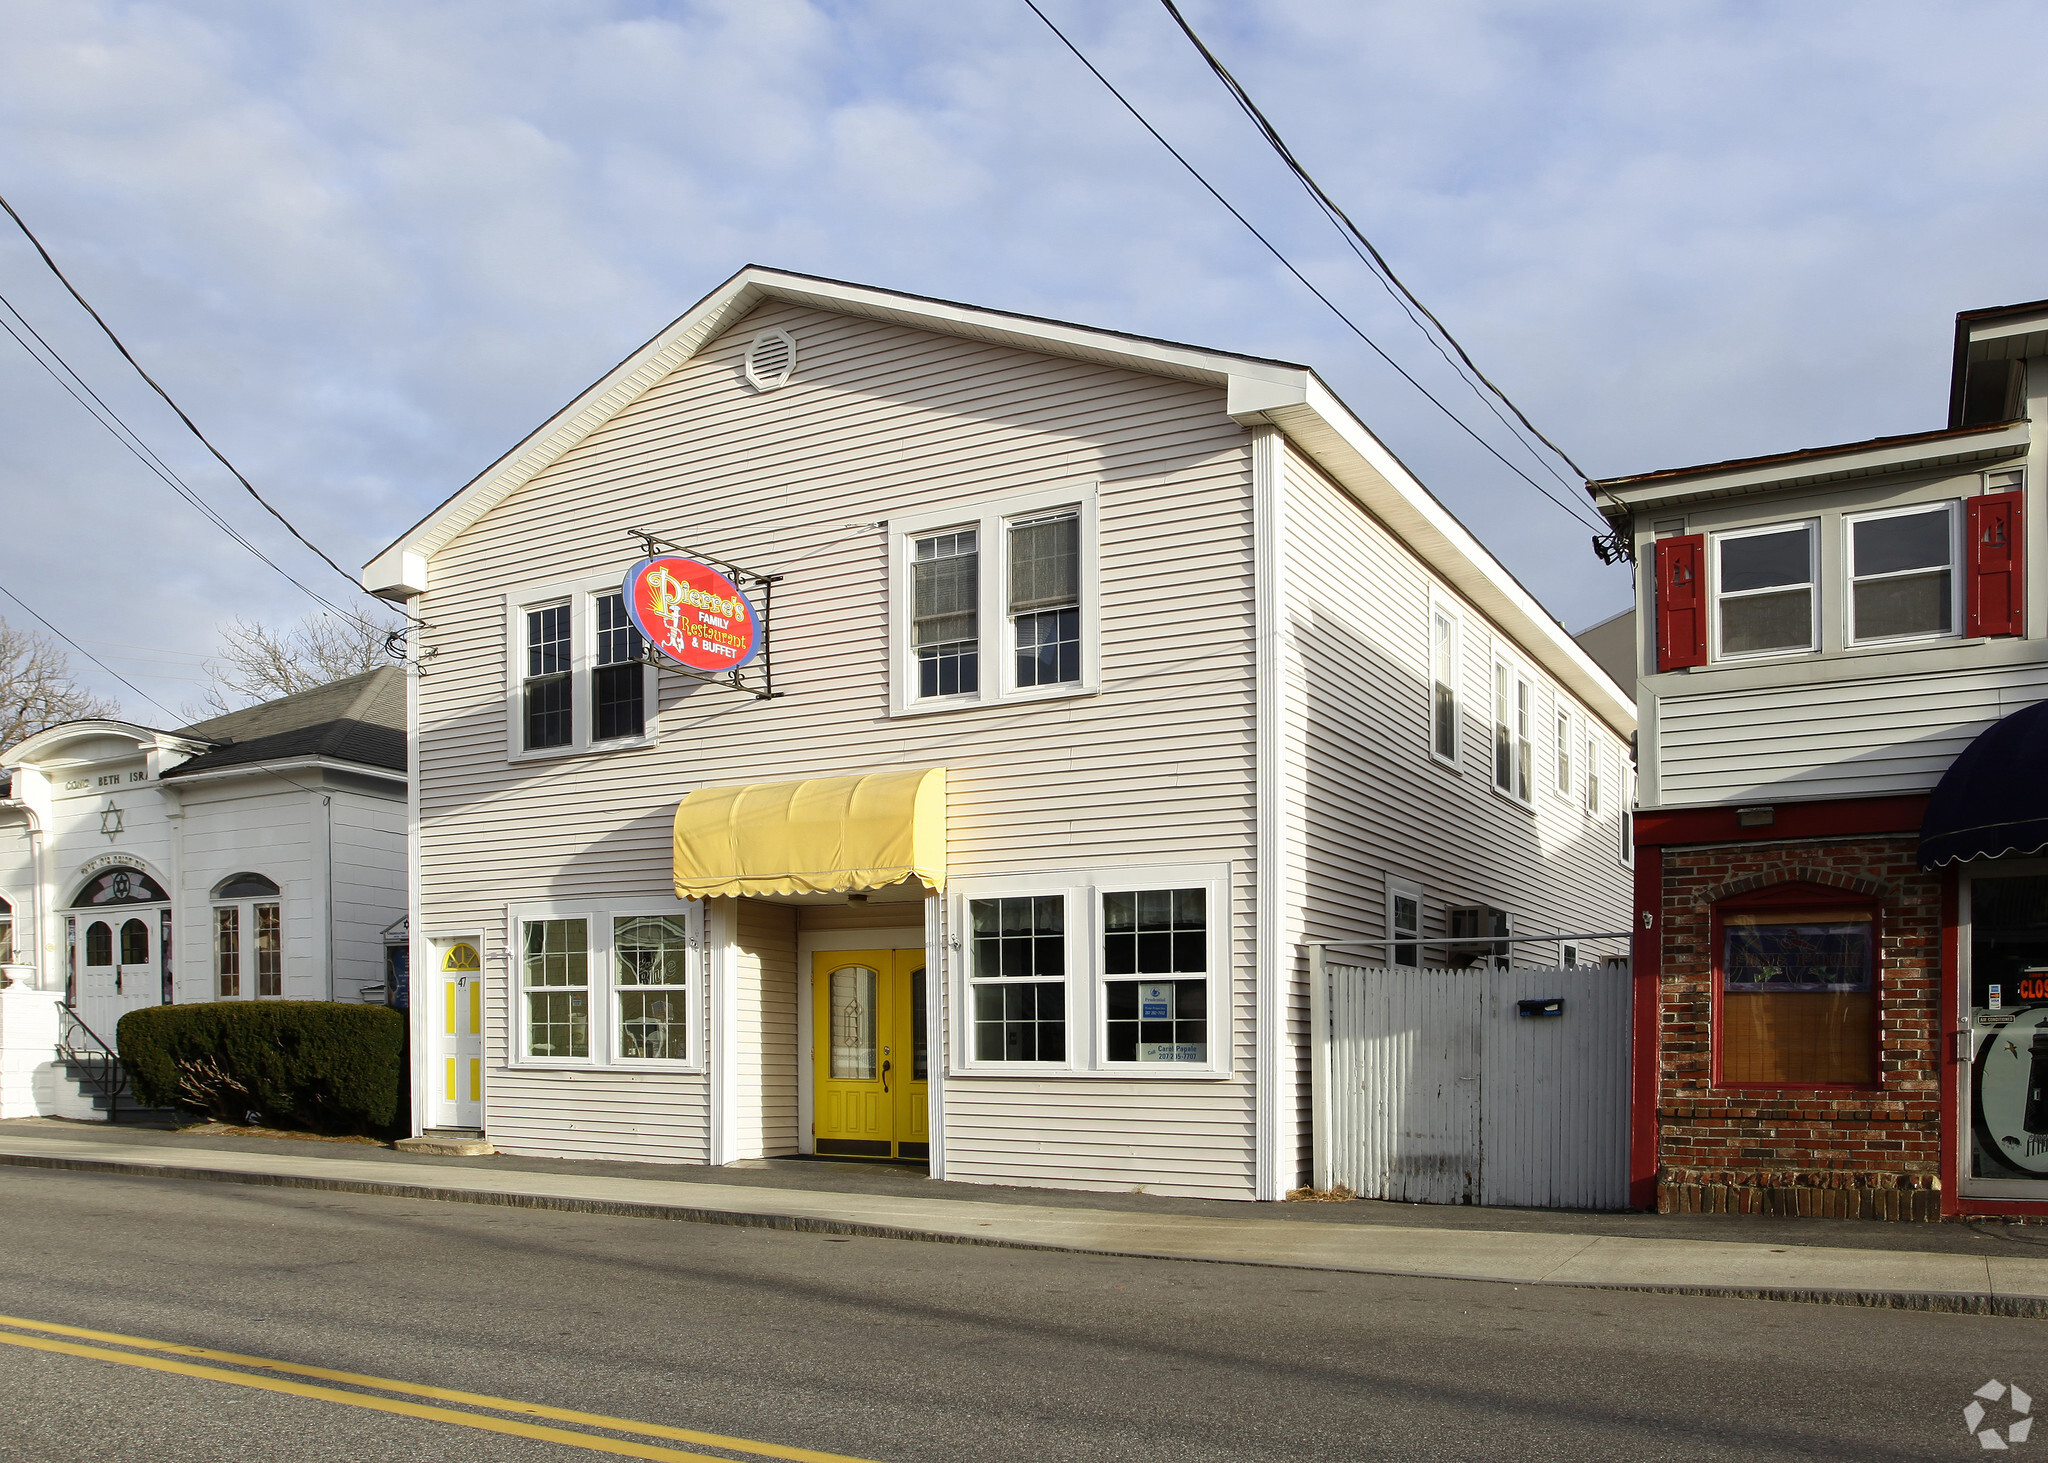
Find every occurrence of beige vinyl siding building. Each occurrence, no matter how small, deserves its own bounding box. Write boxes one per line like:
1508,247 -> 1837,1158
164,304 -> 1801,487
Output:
371,267 -> 1633,1201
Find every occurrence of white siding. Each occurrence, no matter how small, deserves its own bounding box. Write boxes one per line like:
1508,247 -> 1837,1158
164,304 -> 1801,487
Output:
1279,445 -> 1635,1181
731,897 -> 797,1159
416,301 -> 1262,1194
329,788 -> 407,999
1655,658 -> 2048,806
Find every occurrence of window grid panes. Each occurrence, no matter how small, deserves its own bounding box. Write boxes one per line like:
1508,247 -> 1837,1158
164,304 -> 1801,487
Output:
1585,733 -> 1601,815
969,895 -> 1066,1062
1849,505 -> 1954,643
592,592 -> 647,742
1493,664 -> 1532,802
1392,893 -> 1421,968
1716,525 -> 1815,657
524,602 -> 573,749
214,907 -> 239,998
1431,610 -> 1458,759
523,918 -> 589,1059
254,902 -> 282,997
1104,888 -> 1208,1063
913,530 -> 979,698
1554,709 -> 1571,797
614,915 -> 690,1060
1010,513 -> 1081,688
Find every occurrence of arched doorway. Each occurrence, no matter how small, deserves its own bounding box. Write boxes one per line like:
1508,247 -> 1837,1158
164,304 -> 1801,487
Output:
69,865 -> 170,1050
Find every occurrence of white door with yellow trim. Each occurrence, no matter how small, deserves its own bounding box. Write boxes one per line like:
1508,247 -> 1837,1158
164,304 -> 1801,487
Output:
430,938 -> 484,1130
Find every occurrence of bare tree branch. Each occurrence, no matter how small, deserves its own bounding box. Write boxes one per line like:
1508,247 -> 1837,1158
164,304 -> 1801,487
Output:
0,618 -> 121,748
195,612 -> 401,716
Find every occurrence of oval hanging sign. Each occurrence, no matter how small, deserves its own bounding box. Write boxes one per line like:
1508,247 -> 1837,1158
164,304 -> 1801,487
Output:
622,555 -> 763,672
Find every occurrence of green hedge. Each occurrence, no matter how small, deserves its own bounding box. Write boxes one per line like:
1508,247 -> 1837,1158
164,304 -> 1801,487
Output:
118,1001 -> 406,1136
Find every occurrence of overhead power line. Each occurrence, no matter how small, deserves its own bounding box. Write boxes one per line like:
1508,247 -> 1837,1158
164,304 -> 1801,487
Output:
0,191 -> 404,609
1156,0 -> 1591,490
1018,0 -> 1610,537
0,294 -> 364,624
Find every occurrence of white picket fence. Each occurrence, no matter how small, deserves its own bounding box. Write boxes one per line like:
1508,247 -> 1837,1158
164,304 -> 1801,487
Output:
1310,956 -> 1632,1210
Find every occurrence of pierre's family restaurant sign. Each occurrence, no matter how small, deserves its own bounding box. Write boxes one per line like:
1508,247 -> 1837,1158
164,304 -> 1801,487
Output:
624,554 -> 762,672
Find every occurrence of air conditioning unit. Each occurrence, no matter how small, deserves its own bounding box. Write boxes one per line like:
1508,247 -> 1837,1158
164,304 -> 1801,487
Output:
1447,905 -> 1512,968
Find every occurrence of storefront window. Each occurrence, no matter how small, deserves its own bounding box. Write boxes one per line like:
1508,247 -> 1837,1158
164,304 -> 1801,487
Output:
968,895 -> 1065,1062
1967,873 -> 2048,1188
523,918 -> 589,1059
614,915 -> 688,1060
1103,888 -> 1208,1064
1716,893 -> 1876,1087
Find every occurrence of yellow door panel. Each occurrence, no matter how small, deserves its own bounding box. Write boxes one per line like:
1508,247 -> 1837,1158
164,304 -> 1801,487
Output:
444,981 -> 457,1036
812,949 -> 929,1161
469,1058 -> 482,1103
444,1057 -> 456,1102
468,980 -> 482,1036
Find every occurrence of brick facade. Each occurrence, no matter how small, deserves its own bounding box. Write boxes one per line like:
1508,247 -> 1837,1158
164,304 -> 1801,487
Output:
1655,833 -> 1944,1221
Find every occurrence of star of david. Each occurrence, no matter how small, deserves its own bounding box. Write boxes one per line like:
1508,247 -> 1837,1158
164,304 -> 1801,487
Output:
99,801 -> 123,840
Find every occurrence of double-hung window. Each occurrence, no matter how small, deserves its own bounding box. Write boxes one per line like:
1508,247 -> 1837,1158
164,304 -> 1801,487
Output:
1430,607 -> 1460,762
1010,512 -> 1082,688
1388,877 -> 1424,968
510,580 -> 656,759
1714,522 -> 1816,658
1553,705 -> 1572,799
1847,502 -> 1958,644
967,895 -> 1067,1062
515,904 -> 701,1067
1493,658 -> 1533,803
953,864 -> 1229,1074
1584,731 -> 1602,816
523,603 -> 573,750
913,530 -> 980,698
892,487 -> 1100,715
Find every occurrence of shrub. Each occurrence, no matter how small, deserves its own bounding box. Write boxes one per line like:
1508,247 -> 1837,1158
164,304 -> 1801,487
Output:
119,1001 -> 406,1136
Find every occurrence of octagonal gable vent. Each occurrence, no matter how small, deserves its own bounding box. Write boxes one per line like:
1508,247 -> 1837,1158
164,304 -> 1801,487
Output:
744,329 -> 797,392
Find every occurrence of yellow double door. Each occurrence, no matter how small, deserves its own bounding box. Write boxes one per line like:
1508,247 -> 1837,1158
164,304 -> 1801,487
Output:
812,950 -> 928,1160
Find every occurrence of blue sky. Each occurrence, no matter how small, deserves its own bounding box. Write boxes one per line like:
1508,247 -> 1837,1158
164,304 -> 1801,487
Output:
3,0 -> 2045,717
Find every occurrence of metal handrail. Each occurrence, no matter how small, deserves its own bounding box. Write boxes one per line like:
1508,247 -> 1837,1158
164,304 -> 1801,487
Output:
55,1001 -> 130,1124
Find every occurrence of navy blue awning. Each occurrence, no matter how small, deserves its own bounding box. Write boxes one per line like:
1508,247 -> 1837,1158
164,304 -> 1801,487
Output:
1919,698 -> 2048,870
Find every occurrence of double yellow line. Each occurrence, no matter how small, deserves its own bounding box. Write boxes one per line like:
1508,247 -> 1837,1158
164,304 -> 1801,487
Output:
0,1312 -> 886,1463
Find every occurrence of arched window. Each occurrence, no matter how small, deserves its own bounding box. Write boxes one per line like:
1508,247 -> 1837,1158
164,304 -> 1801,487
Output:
214,876 -> 283,999
85,921 -> 113,967
120,918 -> 149,965
71,867 -> 169,908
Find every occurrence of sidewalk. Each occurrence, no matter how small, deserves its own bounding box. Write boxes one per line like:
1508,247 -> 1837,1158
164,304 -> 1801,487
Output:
4,1118 -> 2045,1316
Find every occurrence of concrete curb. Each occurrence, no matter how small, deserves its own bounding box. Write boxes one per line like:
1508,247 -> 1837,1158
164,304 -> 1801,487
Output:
7,1149 -> 2044,1319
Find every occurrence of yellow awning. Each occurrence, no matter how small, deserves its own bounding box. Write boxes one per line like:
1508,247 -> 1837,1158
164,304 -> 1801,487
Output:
671,768 -> 947,899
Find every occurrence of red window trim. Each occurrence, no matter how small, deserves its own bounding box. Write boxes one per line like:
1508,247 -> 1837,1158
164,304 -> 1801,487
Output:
1708,881 -> 1884,1093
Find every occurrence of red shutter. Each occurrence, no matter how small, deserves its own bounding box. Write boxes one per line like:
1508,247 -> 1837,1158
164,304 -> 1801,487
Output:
1654,534 -> 1707,671
1967,490 -> 2025,638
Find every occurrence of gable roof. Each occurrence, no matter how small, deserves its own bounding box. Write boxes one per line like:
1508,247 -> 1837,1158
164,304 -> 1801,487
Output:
165,667 -> 405,779
363,265 -> 1633,735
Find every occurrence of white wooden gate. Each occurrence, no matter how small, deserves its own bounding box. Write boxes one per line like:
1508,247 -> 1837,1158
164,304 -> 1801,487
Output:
1312,959 -> 1632,1210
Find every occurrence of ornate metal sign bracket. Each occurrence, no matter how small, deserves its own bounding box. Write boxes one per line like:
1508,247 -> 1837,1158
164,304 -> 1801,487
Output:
625,528 -> 784,700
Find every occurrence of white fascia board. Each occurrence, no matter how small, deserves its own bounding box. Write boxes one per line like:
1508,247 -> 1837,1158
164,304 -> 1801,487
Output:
362,266 -> 1307,587
1600,422 -> 2032,514
160,756 -> 405,790
1969,310 -> 2048,345
3,721 -> 208,769
1263,376 -> 1635,736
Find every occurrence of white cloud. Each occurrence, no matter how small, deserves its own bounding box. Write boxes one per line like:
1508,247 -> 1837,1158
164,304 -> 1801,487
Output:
3,0 -> 2046,715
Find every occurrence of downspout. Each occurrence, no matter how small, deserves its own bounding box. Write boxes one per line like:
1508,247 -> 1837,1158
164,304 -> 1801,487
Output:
320,789 -> 335,1002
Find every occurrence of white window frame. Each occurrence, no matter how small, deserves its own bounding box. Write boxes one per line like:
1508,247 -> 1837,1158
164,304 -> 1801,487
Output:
1843,500 -> 1962,648
211,879 -> 283,1001
1710,519 -> 1819,662
1619,766 -> 1636,867
889,484 -> 1102,718
509,898 -> 703,1072
505,573 -> 658,763
1491,654 -> 1535,806
952,872 -> 1079,1075
948,861 -> 1231,1079
1428,599 -> 1462,767
1551,700 -> 1573,802
1584,727 -> 1602,817
1387,875 -> 1424,969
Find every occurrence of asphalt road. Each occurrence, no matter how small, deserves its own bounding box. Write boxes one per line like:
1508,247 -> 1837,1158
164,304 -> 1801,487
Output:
0,1166 -> 2040,1462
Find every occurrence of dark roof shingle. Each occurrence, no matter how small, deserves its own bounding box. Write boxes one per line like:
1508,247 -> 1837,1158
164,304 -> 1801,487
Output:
165,667 -> 404,779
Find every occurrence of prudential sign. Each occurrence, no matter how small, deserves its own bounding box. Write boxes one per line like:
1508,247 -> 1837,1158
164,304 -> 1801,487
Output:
623,555 -> 763,673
